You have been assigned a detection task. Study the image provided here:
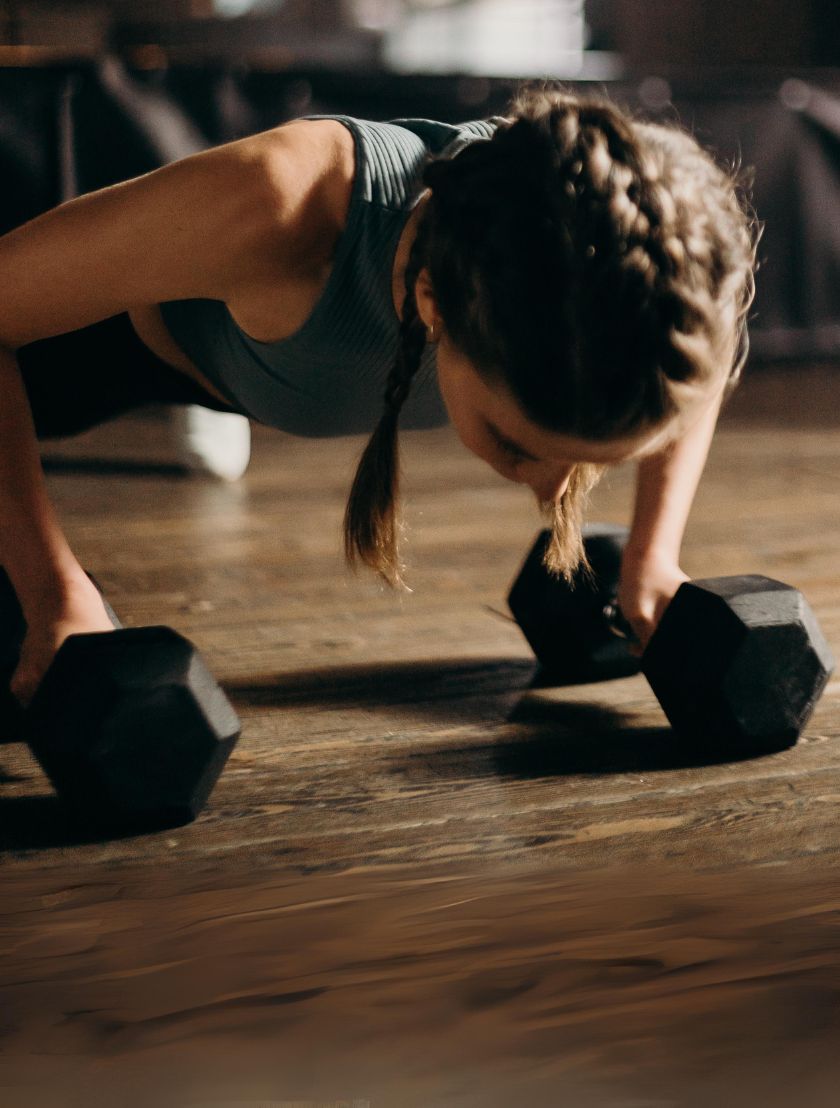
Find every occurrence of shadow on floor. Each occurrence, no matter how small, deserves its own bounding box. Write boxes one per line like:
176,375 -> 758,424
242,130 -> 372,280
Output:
0,794 -> 159,852
42,457 -> 190,478
0,659 -> 777,853
502,699 -> 752,774
395,698 -> 763,782
226,655 -> 538,721
228,657 -> 774,774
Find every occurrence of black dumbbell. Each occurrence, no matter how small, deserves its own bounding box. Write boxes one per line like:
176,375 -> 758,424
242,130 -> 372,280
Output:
0,567 -> 241,830
508,525 -> 835,756
508,524 -> 642,685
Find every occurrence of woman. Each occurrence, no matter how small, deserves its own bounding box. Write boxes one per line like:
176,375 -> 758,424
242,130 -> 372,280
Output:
0,83 -> 756,707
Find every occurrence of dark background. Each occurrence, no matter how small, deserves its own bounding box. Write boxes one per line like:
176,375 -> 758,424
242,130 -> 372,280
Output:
2,0 -> 840,361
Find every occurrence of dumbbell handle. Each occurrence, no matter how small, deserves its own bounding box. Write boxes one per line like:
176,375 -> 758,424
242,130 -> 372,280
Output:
602,600 -> 639,644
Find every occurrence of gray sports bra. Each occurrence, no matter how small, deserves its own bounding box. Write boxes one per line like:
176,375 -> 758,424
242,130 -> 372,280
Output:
159,114 -> 500,436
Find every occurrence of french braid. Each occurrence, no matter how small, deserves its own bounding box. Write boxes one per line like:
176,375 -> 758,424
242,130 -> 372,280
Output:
344,82 -> 758,586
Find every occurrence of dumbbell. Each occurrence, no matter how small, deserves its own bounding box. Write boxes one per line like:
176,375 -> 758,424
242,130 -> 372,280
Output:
0,567 -> 240,831
508,525 -> 835,756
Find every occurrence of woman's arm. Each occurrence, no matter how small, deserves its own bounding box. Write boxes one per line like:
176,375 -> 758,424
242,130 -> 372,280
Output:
627,391 -> 722,564
0,125 -> 314,349
0,120 -> 336,702
0,344 -> 119,704
617,391 -> 724,647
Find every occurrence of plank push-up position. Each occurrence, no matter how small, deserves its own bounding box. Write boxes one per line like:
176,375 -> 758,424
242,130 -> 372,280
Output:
0,82 -> 757,717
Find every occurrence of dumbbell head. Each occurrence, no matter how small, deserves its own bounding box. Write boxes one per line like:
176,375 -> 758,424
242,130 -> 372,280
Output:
1,567 -> 240,830
642,575 -> 835,756
24,625 -> 241,830
508,524 -> 641,684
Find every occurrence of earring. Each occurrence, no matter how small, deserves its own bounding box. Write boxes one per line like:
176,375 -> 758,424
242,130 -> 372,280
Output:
427,322 -> 440,343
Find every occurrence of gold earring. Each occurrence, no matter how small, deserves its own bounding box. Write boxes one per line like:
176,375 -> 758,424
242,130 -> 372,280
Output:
427,322 -> 440,343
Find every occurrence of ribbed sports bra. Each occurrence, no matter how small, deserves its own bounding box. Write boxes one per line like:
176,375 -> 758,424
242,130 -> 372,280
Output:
159,114 -> 499,436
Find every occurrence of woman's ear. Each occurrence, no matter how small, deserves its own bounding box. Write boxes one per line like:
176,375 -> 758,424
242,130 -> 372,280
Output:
414,267 -> 439,330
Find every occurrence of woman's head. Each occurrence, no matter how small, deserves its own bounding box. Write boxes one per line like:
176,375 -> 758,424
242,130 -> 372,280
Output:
344,83 -> 758,587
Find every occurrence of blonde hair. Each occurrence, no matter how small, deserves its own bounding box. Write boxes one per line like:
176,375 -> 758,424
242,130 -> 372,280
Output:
344,83 -> 758,588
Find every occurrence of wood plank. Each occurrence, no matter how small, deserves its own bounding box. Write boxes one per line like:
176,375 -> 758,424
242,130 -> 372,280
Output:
2,364 -> 840,1106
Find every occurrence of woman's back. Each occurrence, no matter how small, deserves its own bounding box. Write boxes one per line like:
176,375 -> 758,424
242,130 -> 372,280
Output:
156,114 -> 500,436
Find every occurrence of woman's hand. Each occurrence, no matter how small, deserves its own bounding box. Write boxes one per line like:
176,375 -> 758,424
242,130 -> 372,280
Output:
11,575 -> 116,709
616,546 -> 690,654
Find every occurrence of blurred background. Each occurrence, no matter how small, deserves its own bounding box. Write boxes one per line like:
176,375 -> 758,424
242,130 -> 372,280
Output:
2,1 -> 840,70
2,0 -> 840,361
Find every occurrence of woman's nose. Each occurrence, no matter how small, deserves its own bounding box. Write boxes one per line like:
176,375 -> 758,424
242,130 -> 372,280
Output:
530,468 -> 572,504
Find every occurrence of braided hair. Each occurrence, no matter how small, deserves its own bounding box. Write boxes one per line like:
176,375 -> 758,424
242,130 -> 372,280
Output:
344,83 -> 758,588
342,215 -> 431,588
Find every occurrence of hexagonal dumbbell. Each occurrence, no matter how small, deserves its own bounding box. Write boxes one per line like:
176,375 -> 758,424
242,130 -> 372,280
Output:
508,525 -> 835,756
0,567 -> 240,830
508,524 -> 642,684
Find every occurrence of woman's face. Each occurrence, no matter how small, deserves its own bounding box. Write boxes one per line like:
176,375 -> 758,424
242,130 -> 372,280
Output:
413,267 -> 671,504
434,337 -> 671,506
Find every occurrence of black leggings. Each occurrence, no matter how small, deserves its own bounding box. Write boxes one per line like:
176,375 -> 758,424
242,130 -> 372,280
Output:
15,312 -> 234,441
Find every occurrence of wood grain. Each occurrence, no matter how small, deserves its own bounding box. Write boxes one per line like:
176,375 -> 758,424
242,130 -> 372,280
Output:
2,365 -> 840,1107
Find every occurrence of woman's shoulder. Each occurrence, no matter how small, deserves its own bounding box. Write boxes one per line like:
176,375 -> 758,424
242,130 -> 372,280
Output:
216,117 -> 357,290
256,118 -> 357,250
292,114 -> 502,212
220,112 -> 503,282
254,113 -> 500,217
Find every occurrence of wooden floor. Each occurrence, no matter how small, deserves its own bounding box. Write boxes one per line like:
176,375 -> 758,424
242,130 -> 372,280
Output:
2,364 -> 840,1107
